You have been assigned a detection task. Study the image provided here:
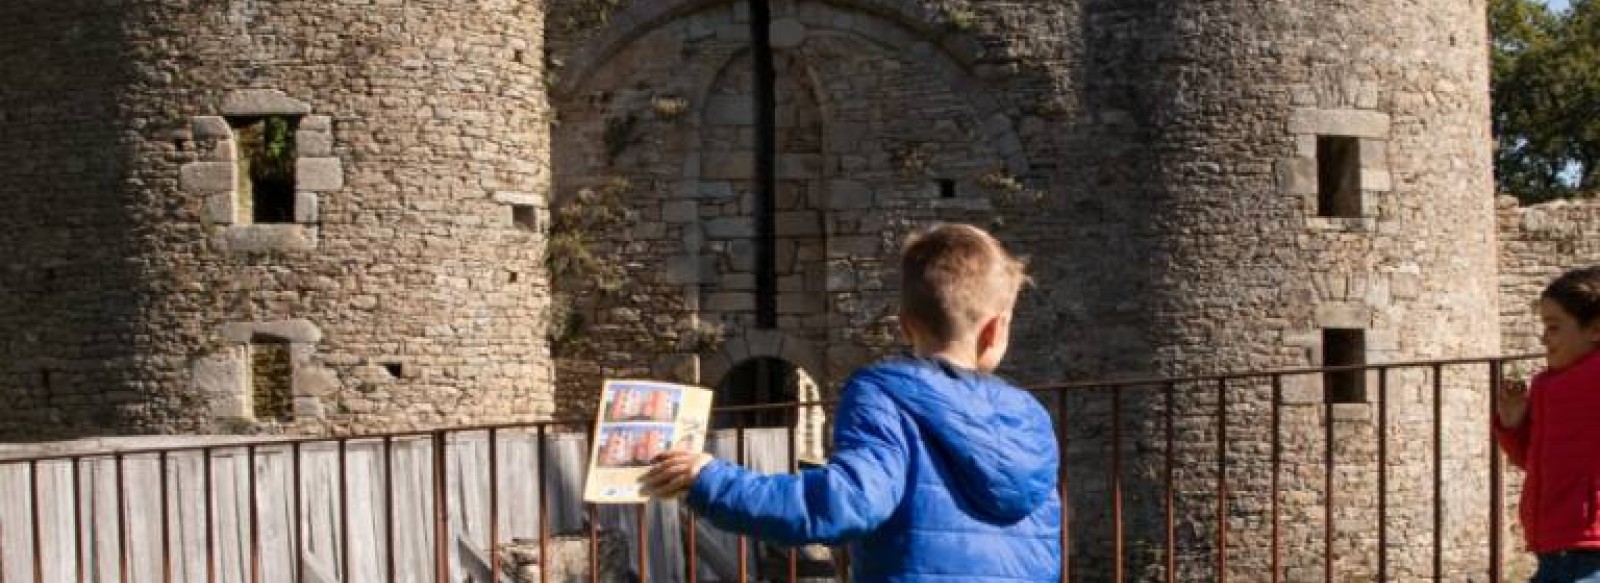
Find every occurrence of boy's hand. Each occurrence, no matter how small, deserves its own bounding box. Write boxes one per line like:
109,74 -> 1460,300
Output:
1496,379 -> 1529,428
640,451 -> 713,499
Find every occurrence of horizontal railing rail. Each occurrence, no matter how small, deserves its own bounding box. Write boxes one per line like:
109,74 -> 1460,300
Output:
0,354 -> 1541,582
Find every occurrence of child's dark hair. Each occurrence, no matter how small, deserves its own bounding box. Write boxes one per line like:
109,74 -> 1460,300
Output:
1542,266 -> 1600,326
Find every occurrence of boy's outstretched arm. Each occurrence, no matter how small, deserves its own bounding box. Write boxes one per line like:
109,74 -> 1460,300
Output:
643,376 -> 910,547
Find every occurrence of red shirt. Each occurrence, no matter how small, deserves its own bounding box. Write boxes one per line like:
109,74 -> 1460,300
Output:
1493,350 -> 1600,553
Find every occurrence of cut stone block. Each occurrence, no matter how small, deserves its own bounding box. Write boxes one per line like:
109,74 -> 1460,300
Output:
223,224 -> 318,253
295,192 -> 319,223
181,162 -> 235,192
222,89 -> 312,116
222,318 -> 324,344
296,157 -> 344,191
192,116 -> 232,139
1288,109 -> 1391,138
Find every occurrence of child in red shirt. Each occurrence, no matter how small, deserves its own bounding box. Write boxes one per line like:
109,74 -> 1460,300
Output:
1495,266 -> 1600,583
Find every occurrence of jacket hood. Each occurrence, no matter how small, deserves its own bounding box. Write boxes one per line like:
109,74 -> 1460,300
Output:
868,357 -> 1059,523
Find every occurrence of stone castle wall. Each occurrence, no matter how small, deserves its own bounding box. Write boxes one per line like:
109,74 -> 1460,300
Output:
2,0 -> 1574,579
543,0 -> 1500,579
1499,195 -> 1600,354
0,0 -> 556,437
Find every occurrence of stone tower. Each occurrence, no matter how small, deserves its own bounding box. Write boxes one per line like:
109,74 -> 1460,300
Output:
0,0 -> 555,437
2,0 -> 1500,578
544,0 -> 1496,579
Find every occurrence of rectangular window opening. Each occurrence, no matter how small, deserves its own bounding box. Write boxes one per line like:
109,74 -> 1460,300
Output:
229,115 -> 300,224
1323,328 -> 1367,403
249,336 -> 294,422
937,179 -> 957,199
1316,136 -> 1362,218
512,205 -> 539,231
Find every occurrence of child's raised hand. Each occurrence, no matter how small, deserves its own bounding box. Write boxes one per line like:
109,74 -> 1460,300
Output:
1496,379 -> 1529,428
640,450 -> 713,499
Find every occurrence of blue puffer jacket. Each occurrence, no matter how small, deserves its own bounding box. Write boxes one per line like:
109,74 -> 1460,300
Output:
687,356 -> 1062,582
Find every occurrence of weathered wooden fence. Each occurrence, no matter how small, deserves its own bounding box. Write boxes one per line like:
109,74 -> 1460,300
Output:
0,427 -> 798,583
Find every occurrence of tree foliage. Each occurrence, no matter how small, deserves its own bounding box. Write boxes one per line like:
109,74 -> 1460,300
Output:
1491,0 -> 1600,202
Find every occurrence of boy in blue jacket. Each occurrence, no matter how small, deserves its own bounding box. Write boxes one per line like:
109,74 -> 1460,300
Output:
642,223 -> 1062,582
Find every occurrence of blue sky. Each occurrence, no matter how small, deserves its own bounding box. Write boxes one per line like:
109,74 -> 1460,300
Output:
1543,0 -> 1571,11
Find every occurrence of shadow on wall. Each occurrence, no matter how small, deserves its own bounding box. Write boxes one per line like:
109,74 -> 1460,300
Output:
0,3 -> 162,439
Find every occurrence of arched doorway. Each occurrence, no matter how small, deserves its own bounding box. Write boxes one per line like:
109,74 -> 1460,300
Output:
713,357 -> 798,428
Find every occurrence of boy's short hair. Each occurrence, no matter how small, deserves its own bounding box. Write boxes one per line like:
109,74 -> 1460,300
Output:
1543,265 -> 1600,326
900,224 -> 1028,341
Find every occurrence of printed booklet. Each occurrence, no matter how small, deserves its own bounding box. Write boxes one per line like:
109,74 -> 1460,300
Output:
583,379 -> 714,504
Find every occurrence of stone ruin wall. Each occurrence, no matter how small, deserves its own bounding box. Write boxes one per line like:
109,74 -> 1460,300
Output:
2,0 -> 1582,579
1493,194 -> 1600,579
545,0 -> 1503,580
1498,195 -> 1600,355
0,0 -> 556,438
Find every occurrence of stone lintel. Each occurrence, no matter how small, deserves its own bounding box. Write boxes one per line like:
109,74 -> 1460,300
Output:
222,89 -> 312,116
1315,302 -> 1372,329
1288,109 -> 1391,139
491,191 -> 545,206
222,319 -> 323,344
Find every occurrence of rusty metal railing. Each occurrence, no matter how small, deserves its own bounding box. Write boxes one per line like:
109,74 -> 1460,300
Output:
0,354 -> 1538,582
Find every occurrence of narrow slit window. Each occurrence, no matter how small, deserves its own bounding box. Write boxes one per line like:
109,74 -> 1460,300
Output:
249,336 -> 293,421
938,179 -> 957,199
1323,328 -> 1367,403
1316,136 -> 1361,218
229,115 -> 299,224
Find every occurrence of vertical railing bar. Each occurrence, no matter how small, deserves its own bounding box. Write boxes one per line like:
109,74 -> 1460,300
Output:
589,422 -> 600,583
1489,361 -> 1505,583
160,452 -> 172,583
1,493 -> 7,583
248,445 -> 260,583
787,417 -> 799,583
115,453 -> 128,583
588,504 -> 600,583
1324,372 -> 1335,583
1377,367 -> 1389,582
537,425 -> 550,583
1164,383 -> 1175,583
30,460 -> 43,583
688,508 -> 699,583
736,425 -> 748,583
73,456 -> 84,583
291,443 -> 302,583
337,439 -> 349,583
433,431 -> 449,583
489,428 -> 501,581
637,502 -> 649,583
1057,389 -> 1071,583
1112,386 -> 1124,583
383,436 -> 395,583
1432,363 -> 1444,581
205,448 -> 216,583
687,411 -> 703,583
1215,378 -> 1228,583
1271,375 -> 1283,583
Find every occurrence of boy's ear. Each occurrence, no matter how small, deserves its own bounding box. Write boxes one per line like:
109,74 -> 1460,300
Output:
976,314 -> 1001,350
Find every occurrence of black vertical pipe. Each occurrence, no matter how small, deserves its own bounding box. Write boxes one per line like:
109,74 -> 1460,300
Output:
750,0 -> 777,328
